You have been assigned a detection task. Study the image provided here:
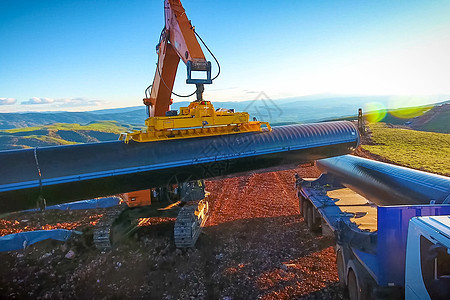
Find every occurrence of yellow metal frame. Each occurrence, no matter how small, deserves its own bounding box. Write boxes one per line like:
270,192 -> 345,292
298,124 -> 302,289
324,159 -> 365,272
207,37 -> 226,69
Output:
119,101 -> 271,143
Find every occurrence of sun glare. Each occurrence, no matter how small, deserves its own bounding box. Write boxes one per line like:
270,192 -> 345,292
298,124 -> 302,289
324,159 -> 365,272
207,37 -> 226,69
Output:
388,96 -> 433,119
364,102 -> 387,123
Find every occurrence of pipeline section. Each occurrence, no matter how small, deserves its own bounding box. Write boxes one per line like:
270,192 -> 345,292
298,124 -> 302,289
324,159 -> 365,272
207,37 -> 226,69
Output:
0,121 -> 359,213
316,155 -> 450,205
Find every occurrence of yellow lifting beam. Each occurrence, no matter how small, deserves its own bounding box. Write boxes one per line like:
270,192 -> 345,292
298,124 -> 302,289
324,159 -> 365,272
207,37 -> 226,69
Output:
119,101 -> 271,143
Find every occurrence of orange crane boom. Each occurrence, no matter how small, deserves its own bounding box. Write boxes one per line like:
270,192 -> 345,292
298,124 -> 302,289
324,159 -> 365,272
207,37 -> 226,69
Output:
119,0 -> 270,144
143,0 -> 211,117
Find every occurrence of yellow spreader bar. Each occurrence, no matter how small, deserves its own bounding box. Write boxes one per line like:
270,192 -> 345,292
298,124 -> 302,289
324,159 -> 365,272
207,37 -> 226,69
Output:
119,100 -> 271,143
119,121 -> 271,143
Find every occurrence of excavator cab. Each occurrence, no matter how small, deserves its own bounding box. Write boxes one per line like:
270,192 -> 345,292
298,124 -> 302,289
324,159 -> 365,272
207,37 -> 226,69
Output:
179,180 -> 206,203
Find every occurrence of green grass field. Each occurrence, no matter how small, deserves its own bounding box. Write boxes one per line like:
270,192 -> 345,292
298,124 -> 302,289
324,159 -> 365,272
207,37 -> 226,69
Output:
362,123 -> 450,175
0,121 -> 135,150
1,121 -> 131,134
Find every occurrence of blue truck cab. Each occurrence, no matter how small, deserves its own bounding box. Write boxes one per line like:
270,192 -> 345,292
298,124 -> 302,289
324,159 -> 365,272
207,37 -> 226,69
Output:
405,216 -> 450,299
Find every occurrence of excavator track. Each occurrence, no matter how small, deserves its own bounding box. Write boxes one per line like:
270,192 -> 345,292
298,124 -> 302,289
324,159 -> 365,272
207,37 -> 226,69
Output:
174,199 -> 209,248
93,203 -> 127,250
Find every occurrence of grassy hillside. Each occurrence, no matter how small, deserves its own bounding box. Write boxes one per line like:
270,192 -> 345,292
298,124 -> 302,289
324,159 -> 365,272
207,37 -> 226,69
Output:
413,104 -> 450,133
334,102 -> 449,134
362,123 -> 450,175
0,110 -> 147,130
364,105 -> 432,125
0,121 -> 134,150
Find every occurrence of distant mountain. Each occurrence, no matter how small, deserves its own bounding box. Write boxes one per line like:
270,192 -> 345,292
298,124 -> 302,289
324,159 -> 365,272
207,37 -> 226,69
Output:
88,106 -> 142,114
0,109 -> 147,130
1,96 -> 448,130
0,121 -> 133,150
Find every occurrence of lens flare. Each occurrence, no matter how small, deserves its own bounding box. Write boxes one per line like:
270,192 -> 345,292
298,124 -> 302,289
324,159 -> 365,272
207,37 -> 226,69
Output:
389,105 -> 431,119
364,102 -> 387,123
388,96 -> 431,119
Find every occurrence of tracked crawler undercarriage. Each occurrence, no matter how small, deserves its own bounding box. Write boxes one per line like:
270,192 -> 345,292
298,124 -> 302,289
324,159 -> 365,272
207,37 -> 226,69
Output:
174,199 -> 209,248
93,180 -> 209,250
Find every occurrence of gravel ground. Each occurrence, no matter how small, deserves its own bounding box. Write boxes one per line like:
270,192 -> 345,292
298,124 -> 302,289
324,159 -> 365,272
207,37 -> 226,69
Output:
0,162 -> 348,299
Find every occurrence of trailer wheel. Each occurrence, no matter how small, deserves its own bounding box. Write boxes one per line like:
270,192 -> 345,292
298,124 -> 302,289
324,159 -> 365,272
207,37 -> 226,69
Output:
347,269 -> 359,300
299,194 -> 305,217
302,199 -> 309,220
347,268 -> 370,300
306,202 -> 320,232
336,250 -> 346,287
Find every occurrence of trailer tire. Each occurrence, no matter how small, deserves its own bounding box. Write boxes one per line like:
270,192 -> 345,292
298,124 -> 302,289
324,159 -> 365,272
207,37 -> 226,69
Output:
347,267 -> 371,300
302,199 -> 309,221
299,194 -> 305,217
347,269 -> 359,300
306,202 -> 320,232
336,250 -> 346,287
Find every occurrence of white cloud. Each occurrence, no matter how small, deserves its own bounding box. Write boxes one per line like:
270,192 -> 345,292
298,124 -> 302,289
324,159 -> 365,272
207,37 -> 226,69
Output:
56,97 -> 105,107
20,97 -> 106,107
21,97 -> 55,105
0,98 -> 17,105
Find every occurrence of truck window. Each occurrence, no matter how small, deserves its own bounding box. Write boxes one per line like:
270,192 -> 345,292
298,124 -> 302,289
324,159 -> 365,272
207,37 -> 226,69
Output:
420,235 -> 450,299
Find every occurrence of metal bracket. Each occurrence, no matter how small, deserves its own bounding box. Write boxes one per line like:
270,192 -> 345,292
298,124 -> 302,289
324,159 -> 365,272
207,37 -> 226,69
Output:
186,60 -> 212,84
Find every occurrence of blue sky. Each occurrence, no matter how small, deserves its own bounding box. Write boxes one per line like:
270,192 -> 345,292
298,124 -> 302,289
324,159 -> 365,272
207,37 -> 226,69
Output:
1,0 -> 450,112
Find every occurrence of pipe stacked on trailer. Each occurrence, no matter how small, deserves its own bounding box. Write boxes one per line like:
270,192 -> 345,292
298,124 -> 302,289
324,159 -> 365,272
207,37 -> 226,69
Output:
316,155 -> 450,206
0,121 -> 359,213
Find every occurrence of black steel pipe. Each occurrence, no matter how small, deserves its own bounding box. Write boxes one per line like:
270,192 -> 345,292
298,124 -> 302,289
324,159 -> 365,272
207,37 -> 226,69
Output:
316,155 -> 450,205
0,121 -> 359,213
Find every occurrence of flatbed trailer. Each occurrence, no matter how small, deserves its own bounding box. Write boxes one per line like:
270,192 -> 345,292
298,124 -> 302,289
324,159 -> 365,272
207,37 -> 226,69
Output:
295,156 -> 450,299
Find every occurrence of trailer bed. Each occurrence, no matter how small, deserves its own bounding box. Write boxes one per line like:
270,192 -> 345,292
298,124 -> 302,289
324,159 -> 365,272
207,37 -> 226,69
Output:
328,188 -> 377,232
300,176 -> 378,233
